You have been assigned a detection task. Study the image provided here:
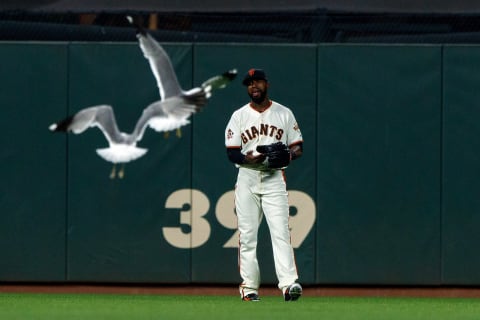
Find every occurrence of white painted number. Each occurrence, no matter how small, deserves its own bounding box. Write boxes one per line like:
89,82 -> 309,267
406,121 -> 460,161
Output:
215,191 -> 238,248
162,189 -> 211,249
163,189 -> 316,249
287,190 -> 316,248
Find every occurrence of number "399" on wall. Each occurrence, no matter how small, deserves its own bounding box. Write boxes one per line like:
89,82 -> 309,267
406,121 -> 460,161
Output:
162,189 -> 316,249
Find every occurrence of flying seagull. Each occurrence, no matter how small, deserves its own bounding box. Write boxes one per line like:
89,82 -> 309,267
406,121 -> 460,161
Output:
49,23 -> 237,179
129,15 -> 236,138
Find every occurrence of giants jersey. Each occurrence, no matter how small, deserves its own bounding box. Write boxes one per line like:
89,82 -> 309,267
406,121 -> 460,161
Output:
225,100 -> 303,170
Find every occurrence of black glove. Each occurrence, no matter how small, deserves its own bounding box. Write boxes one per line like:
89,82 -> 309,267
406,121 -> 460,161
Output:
256,142 -> 291,169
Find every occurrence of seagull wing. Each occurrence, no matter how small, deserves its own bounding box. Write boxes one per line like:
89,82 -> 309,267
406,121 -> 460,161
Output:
138,33 -> 183,99
201,69 -> 238,91
49,105 -> 124,145
132,99 -> 198,140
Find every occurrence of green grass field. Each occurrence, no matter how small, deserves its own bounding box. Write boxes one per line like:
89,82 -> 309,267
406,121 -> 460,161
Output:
1,293 -> 480,320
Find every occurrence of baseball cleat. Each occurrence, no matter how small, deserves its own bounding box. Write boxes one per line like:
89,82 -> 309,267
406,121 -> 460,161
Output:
284,283 -> 302,301
242,293 -> 260,302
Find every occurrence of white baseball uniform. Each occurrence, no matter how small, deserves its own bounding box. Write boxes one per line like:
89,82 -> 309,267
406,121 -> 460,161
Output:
225,100 -> 303,296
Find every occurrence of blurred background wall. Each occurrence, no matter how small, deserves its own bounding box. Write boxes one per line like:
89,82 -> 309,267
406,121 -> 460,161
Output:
1,1 -> 480,286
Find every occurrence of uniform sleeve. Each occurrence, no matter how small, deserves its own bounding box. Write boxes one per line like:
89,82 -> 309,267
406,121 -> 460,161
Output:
225,111 -> 242,148
286,109 -> 303,146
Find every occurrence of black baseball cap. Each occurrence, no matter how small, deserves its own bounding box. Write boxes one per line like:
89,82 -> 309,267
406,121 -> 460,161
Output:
242,68 -> 268,86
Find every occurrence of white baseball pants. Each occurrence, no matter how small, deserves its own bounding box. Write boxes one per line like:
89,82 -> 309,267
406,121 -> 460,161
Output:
235,167 -> 298,295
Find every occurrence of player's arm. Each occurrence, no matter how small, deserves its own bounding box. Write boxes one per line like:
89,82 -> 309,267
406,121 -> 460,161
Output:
226,147 -> 266,164
289,142 -> 303,160
226,147 -> 245,164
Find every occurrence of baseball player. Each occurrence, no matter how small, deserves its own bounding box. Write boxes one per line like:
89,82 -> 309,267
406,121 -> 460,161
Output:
225,68 -> 303,302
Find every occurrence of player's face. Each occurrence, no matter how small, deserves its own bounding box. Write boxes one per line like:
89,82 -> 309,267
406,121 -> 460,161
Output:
247,79 -> 268,104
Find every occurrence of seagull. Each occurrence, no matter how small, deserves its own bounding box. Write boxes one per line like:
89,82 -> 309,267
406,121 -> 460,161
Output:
49,21 -> 237,179
129,15 -> 237,138
49,105 -> 148,179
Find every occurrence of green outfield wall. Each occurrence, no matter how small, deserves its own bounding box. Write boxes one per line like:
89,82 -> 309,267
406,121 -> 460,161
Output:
0,42 -> 479,286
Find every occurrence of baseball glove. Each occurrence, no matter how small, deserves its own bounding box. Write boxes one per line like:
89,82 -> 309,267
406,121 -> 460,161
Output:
256,142 -> 291,169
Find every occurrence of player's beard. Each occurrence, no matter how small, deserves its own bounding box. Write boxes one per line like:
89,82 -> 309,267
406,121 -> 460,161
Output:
249,88 -> 268,104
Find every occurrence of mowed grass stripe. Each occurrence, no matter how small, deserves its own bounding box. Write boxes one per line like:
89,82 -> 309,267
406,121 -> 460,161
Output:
1,293 -> 480,320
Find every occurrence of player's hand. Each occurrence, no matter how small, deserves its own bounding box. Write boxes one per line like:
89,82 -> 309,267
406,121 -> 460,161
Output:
244,150 -> 266,164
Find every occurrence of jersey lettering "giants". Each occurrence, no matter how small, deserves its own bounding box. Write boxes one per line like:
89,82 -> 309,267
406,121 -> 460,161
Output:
225,100 -> 303,151
241,123 -> 284,143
